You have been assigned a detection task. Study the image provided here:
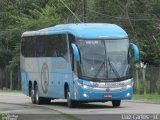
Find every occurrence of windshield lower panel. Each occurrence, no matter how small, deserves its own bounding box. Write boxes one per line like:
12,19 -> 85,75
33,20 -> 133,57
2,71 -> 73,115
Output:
77,39 -> 132,82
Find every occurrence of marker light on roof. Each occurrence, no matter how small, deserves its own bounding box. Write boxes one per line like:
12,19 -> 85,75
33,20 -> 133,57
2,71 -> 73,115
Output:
99,36 -> 108,38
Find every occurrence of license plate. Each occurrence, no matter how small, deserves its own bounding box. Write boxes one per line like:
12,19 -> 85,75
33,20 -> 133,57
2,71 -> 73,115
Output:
104,94 -> 112,98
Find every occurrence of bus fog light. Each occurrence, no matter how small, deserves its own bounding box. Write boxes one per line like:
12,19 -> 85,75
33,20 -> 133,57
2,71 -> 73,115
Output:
83,93 -> 88,97
125,93 -> 130,97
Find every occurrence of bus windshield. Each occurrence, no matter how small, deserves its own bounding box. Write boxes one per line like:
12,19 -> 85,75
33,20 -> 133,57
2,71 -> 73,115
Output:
77,39 -> 131,81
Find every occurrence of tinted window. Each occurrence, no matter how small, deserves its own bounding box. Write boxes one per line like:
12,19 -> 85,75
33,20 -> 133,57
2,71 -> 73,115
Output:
21,34 -> 67,57
68,34 -> 76,71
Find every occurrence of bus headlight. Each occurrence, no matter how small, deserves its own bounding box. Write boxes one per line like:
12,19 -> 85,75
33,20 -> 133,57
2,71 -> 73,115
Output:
123,80 -> 133,89
125,92 -> 131,97
83,93 -> 89,97
77,82 -> 92,90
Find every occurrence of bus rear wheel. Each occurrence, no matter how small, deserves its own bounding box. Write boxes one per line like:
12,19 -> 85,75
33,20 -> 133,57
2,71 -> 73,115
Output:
35,84 -> 43,104
112,100 -> 121,107
31,88 -> 36,104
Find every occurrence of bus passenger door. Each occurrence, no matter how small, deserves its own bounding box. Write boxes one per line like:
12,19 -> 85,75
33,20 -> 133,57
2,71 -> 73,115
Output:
55,60 -> 68,98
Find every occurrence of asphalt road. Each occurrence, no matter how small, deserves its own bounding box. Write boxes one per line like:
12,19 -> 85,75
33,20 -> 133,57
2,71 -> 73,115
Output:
0,92 -> 160,120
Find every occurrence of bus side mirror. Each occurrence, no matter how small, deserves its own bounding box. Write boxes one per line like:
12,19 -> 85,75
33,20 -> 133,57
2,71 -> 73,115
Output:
71,43 -> 80,62
130,43 -> 139,61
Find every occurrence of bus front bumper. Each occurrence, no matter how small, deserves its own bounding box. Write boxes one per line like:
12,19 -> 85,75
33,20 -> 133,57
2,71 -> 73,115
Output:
73,86 -> 133,102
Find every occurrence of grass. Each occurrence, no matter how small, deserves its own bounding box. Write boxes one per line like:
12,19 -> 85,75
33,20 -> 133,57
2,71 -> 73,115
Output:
133,93 -> 160,103
0,89 -> 21,93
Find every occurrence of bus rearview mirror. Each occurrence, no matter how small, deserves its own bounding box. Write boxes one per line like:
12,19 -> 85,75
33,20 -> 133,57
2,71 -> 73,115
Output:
71,43 -> 80,62
130,43 -> 139,61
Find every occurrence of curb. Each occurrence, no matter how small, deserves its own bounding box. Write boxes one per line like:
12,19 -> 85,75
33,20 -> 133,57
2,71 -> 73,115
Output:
125,100 -> 160,104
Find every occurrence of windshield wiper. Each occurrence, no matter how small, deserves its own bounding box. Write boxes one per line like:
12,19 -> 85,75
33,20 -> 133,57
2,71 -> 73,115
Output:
94,61 -> 105,78
108,56 -> 120,79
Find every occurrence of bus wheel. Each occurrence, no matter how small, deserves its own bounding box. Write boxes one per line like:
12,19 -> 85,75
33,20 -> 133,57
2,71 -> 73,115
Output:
31,88 -> 36,104
35,84 -> 43,104
112,100 -> 121,107
66,88 -> 75,108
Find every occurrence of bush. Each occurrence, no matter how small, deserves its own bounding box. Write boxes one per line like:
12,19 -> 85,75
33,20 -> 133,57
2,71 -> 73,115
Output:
156,80 -> 160,95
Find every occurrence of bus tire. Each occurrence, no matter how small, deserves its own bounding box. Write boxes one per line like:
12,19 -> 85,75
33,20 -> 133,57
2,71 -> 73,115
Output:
112,100 -> 121,107
31,88 -> 36,104
35,84 -> 43,104
66,87 -> 75,108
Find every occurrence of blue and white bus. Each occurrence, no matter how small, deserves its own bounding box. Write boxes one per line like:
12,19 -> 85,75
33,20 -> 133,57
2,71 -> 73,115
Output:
21,23 -> 139,108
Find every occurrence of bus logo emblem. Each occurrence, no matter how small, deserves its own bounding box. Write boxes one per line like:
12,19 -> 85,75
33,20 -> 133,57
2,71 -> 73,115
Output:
41,63 -> 49,94
106,88 -> 110,92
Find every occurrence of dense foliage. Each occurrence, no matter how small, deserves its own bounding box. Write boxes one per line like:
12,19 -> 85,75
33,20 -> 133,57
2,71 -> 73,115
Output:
0,0 -> 160,70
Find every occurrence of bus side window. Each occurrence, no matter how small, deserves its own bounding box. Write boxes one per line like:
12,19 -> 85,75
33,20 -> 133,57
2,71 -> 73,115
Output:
68,34 -> 76,72
71,52 -> 75,71
21,38 -> 25,57
71,49 -> 78,74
